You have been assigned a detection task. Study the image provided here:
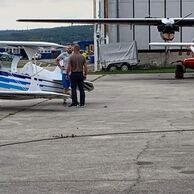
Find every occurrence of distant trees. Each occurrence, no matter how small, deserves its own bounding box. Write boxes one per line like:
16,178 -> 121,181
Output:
0,25 -> 94,44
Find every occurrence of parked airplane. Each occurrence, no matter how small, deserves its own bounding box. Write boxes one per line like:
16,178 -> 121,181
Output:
0,41 -> 94,100
17,15 -> 194,41
149,42 -> 194,78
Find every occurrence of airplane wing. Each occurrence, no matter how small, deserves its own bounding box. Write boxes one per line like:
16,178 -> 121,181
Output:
0,90 -> 69,100
0,41 -> 66,61
0,41 -> 66,49
149,42 -> 194,46
17,18 -> 163,25
17,17 -> 194,42
17,17 -> 194,26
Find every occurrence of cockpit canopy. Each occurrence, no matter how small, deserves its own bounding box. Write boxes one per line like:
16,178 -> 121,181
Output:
0,52 -> 21,72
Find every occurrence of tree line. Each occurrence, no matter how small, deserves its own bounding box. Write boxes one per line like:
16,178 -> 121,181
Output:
0,25 -> 94,44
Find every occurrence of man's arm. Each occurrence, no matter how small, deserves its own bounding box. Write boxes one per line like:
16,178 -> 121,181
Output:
66,57 -> 71,79
83,62 -> 88,79
55,52 -> 65,69
55,55 -> 62,69
66,63 -> 71,75
55,58 -> 61,66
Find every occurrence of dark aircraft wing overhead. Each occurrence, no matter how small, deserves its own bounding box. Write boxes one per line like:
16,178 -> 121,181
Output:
17,17 -> 194,26
173,18 -> 194,26
17,18 -> 163,25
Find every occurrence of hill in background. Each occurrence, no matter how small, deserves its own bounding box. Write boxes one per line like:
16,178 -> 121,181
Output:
0,25 -> 94,44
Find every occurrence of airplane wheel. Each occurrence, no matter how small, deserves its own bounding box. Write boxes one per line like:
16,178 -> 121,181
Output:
175,64 -> 184,79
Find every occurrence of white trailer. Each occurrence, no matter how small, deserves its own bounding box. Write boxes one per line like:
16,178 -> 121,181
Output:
99,41 -> 139,71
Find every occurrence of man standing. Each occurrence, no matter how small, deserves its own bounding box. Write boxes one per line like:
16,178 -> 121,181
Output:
56,46 -> 72,105
67,44 -> 88,107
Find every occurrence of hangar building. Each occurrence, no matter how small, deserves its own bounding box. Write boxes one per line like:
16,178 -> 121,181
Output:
95,0 -> 194,67
97,0 -> 194,50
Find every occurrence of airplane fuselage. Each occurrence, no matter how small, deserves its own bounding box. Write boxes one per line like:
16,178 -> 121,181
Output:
0,70 -> 63,93
183,58 -> 194,69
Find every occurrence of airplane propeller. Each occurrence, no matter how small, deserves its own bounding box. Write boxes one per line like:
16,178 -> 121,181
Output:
157,13 -> 192,41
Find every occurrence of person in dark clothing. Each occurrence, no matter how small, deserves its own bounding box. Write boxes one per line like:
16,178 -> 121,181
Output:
67,44 -> 88,107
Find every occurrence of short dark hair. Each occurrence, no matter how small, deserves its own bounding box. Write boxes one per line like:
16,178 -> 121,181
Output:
73,44 -> 80,52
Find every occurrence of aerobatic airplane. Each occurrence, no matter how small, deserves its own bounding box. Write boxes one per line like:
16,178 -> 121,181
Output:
0,41 -> 94,100
17,16 -> 194,41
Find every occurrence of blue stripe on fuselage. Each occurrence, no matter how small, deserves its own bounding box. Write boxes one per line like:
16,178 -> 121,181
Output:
0,76 -> 30,85
0,71 -> 30,79
0,70 -> 63,91
0,82 -> 28,91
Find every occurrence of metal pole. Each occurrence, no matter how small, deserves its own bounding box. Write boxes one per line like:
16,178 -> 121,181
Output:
93,0 -> 96,18
180,0 -> 182,43
93,0 -> 98,71
164,0 -> 168,67
148,0 -> 151,50
116,0 -> 120,42
133,0 -> 135,40
104,0 -> 109,44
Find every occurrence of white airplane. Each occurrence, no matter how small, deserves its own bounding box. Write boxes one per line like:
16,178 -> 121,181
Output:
17,16 -> 194,41
0,41 -> 94,100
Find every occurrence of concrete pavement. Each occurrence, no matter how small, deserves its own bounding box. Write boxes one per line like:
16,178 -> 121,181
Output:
1,73 -> 194,193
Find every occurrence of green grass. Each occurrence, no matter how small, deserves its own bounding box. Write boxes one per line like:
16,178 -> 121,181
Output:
89,66 -> 194,75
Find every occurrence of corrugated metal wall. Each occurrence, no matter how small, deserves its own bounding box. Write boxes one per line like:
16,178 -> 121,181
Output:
102,0 -> 194,50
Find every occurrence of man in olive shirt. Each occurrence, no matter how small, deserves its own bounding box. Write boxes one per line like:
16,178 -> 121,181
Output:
67,45 -> 88,107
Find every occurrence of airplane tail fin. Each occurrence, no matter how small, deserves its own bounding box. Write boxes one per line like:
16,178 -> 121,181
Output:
189,45 -> 194,53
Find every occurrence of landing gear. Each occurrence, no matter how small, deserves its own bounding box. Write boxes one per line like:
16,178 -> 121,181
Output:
175,64 -> 184,79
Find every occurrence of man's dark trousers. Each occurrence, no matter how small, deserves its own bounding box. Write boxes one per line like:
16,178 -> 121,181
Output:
70,72 -> 85,106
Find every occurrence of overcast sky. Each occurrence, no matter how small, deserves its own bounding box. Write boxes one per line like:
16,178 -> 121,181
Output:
0,0 -> 93,30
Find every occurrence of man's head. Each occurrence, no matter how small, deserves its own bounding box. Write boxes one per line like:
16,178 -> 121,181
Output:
66,46 -> 73,54
73,44 -> 80,53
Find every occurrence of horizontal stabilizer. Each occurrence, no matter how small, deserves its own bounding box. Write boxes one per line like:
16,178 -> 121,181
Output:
84,81 -> 94,92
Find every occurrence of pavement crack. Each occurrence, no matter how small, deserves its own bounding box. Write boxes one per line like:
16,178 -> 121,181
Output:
128,140 -> 151,192
128,134 -> 168,192
0,99 -> 49,121
0,178 -> 136,184
1,128 -> 194,148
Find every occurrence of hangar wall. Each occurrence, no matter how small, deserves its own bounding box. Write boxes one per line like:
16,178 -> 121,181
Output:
99,0 -> 194,51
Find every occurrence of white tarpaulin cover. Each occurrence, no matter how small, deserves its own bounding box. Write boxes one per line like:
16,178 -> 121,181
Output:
99,41 -> 138,63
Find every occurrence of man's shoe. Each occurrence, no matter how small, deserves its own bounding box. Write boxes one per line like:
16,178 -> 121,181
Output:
68,104 -> 78,107
78,104 -> 85,108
